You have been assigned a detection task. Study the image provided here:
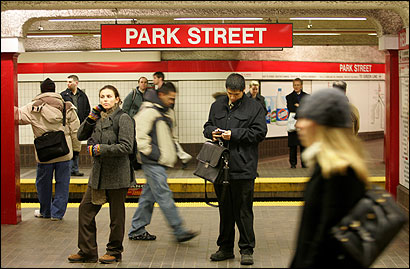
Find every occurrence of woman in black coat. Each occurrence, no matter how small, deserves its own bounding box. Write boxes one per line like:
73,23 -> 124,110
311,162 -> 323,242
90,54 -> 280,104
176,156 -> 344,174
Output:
290,89 -> 368,268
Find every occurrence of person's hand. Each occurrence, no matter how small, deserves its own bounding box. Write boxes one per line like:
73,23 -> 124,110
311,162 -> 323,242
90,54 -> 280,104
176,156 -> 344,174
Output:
295,103 -> 299,107
212,128 -> 224,141
87,104 -> 106,122
87,144 -> 101,156
221,130 -> 231,140
73,151 -> 80,158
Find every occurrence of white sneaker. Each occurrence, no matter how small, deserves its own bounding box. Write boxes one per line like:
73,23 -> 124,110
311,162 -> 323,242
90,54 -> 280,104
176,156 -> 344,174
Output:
34,209 -> 48,218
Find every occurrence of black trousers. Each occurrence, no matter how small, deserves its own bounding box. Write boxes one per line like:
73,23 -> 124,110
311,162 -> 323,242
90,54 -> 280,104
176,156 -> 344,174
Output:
289,145 -> 306,167
77,186 -> 128,259
214,178 -> 255,254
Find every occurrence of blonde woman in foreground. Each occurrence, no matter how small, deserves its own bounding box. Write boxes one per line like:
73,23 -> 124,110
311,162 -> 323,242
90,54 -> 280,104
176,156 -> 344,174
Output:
290,88 -> 368,268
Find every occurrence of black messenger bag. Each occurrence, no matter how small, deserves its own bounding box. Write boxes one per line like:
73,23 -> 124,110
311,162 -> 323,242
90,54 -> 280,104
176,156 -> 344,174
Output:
331,185 -> 408,267
194,140 -> 230,207
34,103 -> 69,162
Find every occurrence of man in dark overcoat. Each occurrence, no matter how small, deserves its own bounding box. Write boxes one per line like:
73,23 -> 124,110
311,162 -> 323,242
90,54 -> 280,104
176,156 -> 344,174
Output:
286,78 -> 309,168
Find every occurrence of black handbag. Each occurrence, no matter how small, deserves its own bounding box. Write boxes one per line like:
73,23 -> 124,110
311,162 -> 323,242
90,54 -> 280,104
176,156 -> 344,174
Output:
331,185 -> 408,267
34,103 -> 69,162
194,140 -> 230,207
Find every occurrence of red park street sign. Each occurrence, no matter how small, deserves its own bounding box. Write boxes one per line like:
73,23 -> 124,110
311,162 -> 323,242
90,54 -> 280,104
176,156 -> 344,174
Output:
101,23 -> 293,50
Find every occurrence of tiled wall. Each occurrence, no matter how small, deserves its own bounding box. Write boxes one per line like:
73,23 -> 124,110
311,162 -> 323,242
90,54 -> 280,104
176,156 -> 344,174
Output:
17,80 -> 225,144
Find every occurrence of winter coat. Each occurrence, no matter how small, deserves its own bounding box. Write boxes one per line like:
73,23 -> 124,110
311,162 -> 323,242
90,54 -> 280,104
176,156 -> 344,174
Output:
135,89 -> 177,168
60,88 -> 91,123
286,91 -> 309,146
290,164 -> 365,268
246,92 -> 268,115
77,107 -> 135,190
122,87 -> 144,118
204,94 -> 267,180
17,92 -> 81,163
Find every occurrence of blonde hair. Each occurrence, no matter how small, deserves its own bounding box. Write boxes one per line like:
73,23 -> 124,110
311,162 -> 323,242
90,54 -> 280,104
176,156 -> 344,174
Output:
314,126 -> 368,184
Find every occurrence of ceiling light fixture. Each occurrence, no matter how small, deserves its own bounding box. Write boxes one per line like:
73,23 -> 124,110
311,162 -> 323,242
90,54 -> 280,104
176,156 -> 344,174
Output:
174,17 -> 263,21
48,19 -> 133,22
293,33 -> 341,36
27,34 -> 74,38
290,17 -> 367,21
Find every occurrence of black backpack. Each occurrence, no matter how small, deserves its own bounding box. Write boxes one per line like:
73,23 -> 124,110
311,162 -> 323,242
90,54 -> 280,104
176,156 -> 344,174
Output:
113,110 -> 141,170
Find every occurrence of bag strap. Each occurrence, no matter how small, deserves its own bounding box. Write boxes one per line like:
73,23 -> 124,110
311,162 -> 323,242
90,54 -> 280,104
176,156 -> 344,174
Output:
132,88 -> 137,104
204,150 -> 230,208
62,102 -> 66,126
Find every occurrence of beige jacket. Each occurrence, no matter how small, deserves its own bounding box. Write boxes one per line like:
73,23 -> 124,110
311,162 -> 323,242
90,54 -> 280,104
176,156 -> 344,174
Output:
17,92 -> 81,163
350,103 -> 360,136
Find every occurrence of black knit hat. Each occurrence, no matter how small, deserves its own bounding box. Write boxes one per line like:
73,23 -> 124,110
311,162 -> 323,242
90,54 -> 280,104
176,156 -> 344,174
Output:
40,78 -> 55,93
297,88 -> 352,128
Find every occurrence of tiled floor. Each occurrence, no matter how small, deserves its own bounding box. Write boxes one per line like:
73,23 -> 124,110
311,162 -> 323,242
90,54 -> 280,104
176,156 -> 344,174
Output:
1,203 -> 408,268
2,138 -> 408,268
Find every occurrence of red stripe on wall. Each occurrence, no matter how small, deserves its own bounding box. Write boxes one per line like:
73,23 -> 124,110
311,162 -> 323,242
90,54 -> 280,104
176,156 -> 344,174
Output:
18,60 -> 385,74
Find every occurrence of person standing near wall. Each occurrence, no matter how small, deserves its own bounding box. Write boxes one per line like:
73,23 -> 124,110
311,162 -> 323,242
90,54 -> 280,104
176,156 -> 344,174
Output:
246,80 -> 268,115
122,76 -> 148,118
332,81 -> 360,136
60,75 -> 91,177
17,78 -> 81,220
204,73 -> 267,265
290,88 -> 367,268
68,85 -> 136,264
286,78 -> 309,168
153,71 -> 165,89
128,82 -> 199,243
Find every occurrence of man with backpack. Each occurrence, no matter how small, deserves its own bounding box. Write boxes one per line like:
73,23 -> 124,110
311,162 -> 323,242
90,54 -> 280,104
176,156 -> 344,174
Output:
122,76 -> 148,118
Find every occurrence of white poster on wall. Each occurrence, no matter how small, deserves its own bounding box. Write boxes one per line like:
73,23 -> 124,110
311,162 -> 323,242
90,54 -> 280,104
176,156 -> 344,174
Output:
399,49 -> 409,189
261,80 -> 385,138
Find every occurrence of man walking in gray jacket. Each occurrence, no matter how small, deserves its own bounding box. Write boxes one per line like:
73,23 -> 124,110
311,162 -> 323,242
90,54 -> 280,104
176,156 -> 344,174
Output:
128,82 -> 198,242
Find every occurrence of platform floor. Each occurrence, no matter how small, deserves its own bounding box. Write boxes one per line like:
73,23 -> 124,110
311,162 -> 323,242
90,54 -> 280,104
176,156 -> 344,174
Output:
1,202 -> 409,268
2,139 -> 409,268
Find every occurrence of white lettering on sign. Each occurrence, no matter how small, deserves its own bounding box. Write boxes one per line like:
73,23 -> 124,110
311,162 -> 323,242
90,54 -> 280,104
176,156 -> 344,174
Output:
167,28 -> 181,44
188,27 -> 201,44
243,28 -> 254,44
138,28 -> 151,44
354,64 -> 372,72
126,26 -> 268,46
255,28 -> 267,44
152,28 -> 165,44
126,28 -> 138,44
228,28 -> 241,44
340,64 -> 372,72
215,28 -> 227,44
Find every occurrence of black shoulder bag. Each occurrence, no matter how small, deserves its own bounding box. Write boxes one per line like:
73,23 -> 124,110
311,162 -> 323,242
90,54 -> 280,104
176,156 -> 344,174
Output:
193,140 -> 230,207
34,103 -> 69,162
331,184 -> 408,267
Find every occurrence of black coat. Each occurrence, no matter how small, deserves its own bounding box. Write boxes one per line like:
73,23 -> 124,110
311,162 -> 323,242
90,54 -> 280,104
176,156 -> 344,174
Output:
286,91 -> 309,146
204,94 -> 267,180
290,164 -> 366,268
60,88 -> 91,123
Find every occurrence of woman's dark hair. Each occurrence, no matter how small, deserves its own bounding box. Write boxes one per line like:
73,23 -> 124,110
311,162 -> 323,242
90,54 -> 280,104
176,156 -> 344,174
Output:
99,85 -> 122,104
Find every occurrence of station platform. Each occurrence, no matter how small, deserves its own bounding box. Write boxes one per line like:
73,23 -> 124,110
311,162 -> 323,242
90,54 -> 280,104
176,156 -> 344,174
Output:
19,139 -> 386,201
2,139 -> 409,268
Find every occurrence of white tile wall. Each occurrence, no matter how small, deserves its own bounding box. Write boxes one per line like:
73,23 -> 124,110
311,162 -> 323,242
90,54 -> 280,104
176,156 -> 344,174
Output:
17,80 -> 225,144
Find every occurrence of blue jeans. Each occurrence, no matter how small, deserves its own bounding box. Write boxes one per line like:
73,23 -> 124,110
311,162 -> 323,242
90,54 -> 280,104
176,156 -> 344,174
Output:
36,160 -> 71,219
70,153 -> 79,173
128,164 -> 187,238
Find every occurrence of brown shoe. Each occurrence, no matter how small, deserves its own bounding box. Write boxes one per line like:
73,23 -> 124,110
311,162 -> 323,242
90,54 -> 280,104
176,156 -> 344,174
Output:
67,253 -> 97,263
98,254 -> 121,264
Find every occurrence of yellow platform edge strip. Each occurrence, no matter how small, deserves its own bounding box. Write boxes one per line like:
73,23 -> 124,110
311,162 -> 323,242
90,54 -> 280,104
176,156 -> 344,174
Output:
20,176 -> 385,184
21,201 -> 304,208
